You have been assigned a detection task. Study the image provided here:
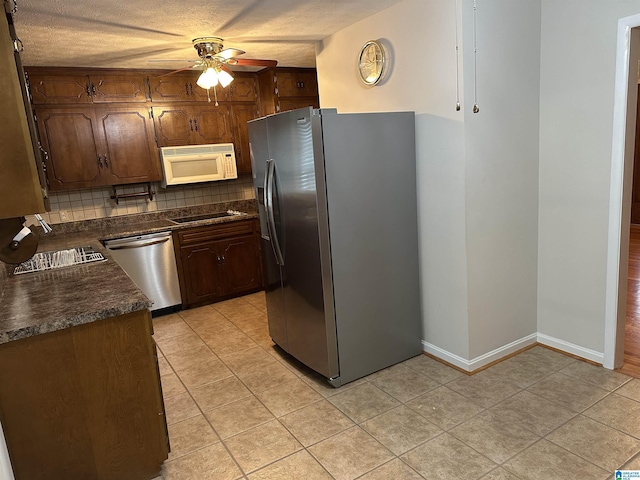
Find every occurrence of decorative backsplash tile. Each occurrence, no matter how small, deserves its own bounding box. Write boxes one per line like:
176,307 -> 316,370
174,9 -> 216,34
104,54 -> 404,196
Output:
33,175 -> 256,225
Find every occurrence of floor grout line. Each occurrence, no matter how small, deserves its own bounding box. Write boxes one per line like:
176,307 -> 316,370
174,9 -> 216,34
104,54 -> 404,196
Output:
153,298 -> 640,479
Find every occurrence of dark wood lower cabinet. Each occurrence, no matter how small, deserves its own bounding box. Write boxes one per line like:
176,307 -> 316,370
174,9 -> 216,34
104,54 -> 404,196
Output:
174,219 -> 262,308
0,309 -> 168,480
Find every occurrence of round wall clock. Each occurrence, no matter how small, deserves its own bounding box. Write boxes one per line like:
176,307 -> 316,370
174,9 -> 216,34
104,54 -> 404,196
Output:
357,40 -> 387,86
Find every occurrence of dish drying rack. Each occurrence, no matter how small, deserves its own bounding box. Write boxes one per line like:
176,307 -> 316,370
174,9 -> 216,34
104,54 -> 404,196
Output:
13,246 -> 106,275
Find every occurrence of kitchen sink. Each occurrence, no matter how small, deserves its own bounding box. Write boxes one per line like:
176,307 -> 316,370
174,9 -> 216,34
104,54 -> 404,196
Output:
168,211 -> 244,224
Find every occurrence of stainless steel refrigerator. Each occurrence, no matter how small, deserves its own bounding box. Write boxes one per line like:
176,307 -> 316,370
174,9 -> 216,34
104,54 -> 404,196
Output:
249,108 -> 421,387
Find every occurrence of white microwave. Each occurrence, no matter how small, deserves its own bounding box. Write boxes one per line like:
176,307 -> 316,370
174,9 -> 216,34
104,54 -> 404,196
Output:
160,143 -> 238,187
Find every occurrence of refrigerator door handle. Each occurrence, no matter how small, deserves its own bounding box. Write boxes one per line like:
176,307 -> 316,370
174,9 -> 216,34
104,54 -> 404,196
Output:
265,159 -> 285,266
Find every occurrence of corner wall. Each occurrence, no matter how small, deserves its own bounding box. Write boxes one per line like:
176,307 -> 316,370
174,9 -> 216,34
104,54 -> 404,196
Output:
316,0 -> 470,359
463,0 -> 540,359
316,0 -> 541,365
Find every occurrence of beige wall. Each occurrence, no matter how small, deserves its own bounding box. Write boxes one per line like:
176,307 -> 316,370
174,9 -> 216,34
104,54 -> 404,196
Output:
538,0 -> 640,355
317,0 -> 541,366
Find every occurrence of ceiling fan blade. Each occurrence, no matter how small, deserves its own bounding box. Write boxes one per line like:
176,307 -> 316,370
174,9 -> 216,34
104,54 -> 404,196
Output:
216,48 -> 246,60
231,58 -> 278,67
156,65 -> 201,77
219,64 -> 235,77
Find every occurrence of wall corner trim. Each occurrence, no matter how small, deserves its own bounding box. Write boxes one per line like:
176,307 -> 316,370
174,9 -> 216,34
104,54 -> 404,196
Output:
421,333 -> 538,372
422,332 -> 605,372
537,333 -> 604,364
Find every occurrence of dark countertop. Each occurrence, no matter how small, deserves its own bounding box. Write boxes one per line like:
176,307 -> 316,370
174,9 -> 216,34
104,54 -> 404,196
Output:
0,200 -> 258,345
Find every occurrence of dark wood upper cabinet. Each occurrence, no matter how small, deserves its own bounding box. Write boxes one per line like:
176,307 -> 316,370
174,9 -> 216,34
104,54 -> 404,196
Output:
24,67 -> 318,187
90,74 -> 149,103
152,106 -> 193,146
36,105 -> 161,191
97,106 -> 162,185
275,70 -> 318,97
226,76 -> 258,102
231,104 -> 258,174
36,107 -> 103,190
257,67 -> 320,115
28,71 -> 149,104
192,105 -> 233,144
148,73 -> 208,103
28,74 -> 91,104
153,104 -> 232,147
148,72 -> 256,103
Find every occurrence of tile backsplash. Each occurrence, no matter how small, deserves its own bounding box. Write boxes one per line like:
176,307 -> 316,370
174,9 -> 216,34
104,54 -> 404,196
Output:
34,175 -> 255,225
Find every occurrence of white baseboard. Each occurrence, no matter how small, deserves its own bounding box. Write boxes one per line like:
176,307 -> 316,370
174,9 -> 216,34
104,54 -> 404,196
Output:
422,333 -> 538,372
422,332 -> 604,372
536,333 -> 604,364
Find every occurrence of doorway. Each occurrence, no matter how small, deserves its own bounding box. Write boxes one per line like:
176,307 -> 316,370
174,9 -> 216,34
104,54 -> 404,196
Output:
604,17 -> 640,370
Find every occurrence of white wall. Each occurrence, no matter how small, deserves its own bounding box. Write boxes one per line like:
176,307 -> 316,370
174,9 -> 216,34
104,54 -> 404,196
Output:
538,0 -> 640,354
317,0 -> 470,359
317,0 -> 541,364
463,0 -> 541,358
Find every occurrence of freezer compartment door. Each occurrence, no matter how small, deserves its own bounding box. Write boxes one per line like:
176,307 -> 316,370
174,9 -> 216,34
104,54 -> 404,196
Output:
261,237 -> 287,350
266,108 -> 339,379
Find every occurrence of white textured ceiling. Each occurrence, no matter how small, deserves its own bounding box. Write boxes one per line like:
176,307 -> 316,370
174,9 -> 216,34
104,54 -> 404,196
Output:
13,0 -> 403,71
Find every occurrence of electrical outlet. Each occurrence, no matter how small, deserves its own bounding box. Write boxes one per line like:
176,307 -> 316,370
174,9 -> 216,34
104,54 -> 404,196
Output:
59,210 -> 69,222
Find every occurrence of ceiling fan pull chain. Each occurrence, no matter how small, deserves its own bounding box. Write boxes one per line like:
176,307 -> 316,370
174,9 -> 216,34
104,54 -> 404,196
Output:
472,0 -> 479,113
213,85 -> 219,107
454,0 -> 461,111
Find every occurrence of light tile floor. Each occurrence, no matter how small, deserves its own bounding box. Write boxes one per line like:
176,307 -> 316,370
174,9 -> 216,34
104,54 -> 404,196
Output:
151,292 -> 640,480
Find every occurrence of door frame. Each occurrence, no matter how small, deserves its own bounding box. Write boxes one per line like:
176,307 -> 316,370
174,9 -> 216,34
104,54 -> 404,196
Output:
604,14 -> 640,369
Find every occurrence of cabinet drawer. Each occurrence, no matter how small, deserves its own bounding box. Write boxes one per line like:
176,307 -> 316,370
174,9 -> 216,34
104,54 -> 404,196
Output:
176,219 -> 254,245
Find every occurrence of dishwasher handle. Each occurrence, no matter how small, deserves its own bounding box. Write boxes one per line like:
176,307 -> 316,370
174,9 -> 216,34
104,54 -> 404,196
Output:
106,237 -> 170,250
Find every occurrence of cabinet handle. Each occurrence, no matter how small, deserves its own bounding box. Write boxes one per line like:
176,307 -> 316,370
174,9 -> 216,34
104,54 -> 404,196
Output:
103,154 -> 108,168
86,84 -> 92,97
97,155 -> 103,168
189,119 -> 194,131
185,83 -> 189,96
216,255 -> 222,264
189,83 -> 194,95
220,254 -> 225,264
91,83 -> 96,95
193,119 -> 199,132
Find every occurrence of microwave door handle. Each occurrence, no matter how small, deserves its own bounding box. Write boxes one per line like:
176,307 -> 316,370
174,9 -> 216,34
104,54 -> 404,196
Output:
265,159 -> 285,266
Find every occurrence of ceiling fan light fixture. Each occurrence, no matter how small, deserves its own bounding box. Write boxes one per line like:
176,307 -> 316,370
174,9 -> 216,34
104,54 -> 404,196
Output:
218,69 -> 234,88
196,67 -> 219,89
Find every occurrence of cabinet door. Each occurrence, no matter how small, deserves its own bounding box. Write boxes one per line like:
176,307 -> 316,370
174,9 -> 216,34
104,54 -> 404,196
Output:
219,234 -> 261,295
231,104 -> 257,174
149,74 -> 209,102
36,107 -> 104,190
96,106 -> 162,185
90,74 -> 149,103
180,243 -> 225,306
28,74 -> 91,104
226,75 -> 257,102
278,97 -> 319,113
276,71 -> 318,97
149,75 -> 193,102
192,105 -> 233,145
152,106 -> 193,147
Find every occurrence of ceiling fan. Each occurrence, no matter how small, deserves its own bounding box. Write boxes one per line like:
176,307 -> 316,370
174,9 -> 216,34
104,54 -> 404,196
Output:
152,37 -> 278,91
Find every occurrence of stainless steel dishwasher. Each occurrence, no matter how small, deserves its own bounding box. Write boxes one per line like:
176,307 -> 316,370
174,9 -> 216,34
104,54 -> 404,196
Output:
104,231 -> 182,312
